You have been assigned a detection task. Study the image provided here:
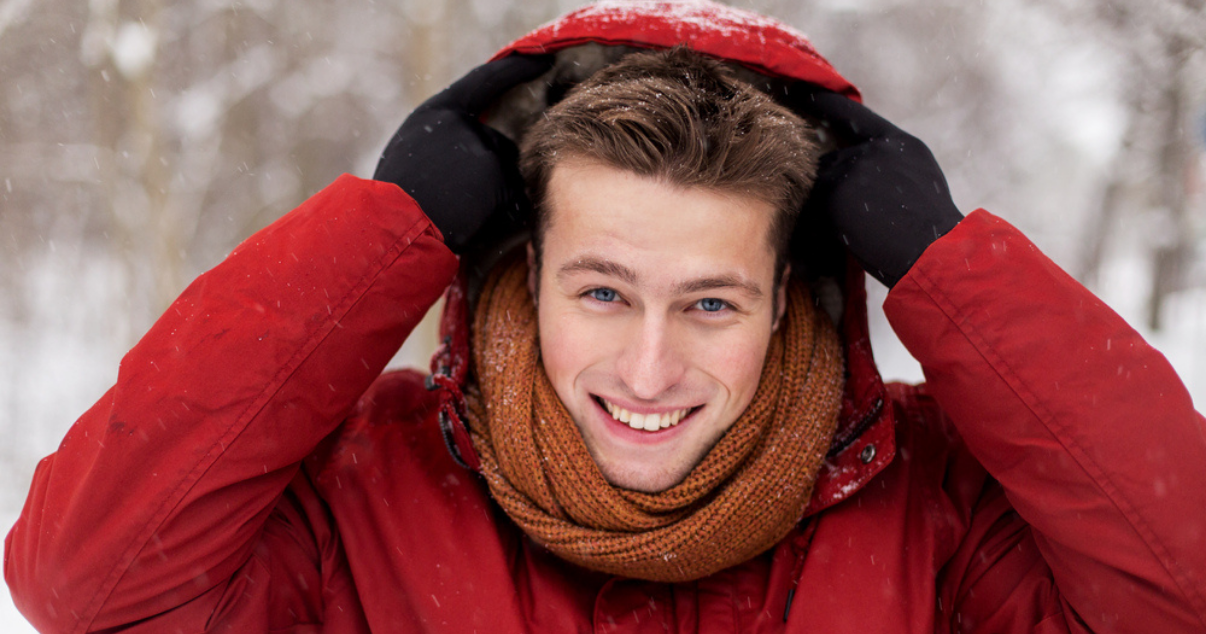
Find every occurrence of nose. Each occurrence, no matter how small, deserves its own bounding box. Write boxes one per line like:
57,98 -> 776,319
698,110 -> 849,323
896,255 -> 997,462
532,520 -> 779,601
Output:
615,313 -> 688,400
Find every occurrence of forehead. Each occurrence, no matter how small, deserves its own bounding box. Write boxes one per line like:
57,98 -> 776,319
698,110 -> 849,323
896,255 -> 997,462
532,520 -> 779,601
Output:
542,161 -> 778,285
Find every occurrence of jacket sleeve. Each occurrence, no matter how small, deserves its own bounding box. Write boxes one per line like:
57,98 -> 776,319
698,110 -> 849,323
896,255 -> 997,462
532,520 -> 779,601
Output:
3,174 -> 458,633
883,210 -> 1206,633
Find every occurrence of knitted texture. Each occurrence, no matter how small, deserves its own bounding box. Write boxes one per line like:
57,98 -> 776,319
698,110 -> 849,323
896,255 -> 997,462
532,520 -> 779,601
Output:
466,257 -> 844,582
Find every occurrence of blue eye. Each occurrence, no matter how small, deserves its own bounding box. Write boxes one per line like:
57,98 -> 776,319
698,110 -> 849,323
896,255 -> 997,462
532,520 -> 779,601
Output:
590,288 -> 618,302
696,298 -> 728,312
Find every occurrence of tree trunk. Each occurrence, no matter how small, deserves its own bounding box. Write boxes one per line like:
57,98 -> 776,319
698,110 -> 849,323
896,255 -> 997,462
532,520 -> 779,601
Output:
1077,96 -> 1141,287
1147,38 -> 1195,331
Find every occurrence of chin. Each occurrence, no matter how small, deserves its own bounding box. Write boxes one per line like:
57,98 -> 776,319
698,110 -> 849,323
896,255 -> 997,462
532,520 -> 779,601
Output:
597,458 -> 691,493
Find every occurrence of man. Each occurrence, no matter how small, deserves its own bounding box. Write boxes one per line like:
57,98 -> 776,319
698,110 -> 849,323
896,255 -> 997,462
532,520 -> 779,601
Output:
451,47 -> 841,583
6,2 -> 1205,633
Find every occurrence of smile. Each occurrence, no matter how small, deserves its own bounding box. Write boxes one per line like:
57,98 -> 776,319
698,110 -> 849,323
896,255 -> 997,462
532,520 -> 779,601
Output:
597,397 -> 697,432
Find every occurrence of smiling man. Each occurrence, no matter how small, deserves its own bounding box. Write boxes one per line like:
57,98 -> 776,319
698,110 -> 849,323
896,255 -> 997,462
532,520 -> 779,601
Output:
518,49 -> 818,494
451,49 -> 846,582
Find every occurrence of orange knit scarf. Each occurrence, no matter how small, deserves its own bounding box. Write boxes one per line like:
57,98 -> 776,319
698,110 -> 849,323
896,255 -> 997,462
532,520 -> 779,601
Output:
466,257 -> 843,582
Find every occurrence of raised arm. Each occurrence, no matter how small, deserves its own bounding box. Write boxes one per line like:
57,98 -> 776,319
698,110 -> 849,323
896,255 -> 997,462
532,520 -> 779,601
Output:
4,175 -> 458,632
4,53 -> 553,633
886,210 -> 1206,632
792,86 -> 1206,632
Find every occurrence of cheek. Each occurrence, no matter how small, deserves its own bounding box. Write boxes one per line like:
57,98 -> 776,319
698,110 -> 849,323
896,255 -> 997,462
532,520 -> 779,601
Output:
537,313 -> 573,392
699,329 -> 773,403
537,301 -> 608,399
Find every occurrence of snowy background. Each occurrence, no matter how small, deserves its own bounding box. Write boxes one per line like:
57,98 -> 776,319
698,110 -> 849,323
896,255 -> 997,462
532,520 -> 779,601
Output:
2,0 -> 1204,629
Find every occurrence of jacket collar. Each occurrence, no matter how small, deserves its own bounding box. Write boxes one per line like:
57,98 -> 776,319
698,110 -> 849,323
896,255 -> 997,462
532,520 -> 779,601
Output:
803,258 -> 896,516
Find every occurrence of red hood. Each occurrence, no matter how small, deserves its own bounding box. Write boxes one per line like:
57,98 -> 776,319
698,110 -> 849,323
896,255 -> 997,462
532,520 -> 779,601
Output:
430,0 -> 895,517
493,0 -> 860,102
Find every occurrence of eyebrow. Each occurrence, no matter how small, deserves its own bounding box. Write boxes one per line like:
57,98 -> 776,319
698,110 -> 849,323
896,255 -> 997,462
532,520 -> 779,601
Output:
674,275 -> 763,299
557,257 -> 639,285
557,257 -> 763,298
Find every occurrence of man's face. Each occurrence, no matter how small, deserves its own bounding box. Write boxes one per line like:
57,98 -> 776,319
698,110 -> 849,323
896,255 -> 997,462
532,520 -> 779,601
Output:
532,160 -> 787,493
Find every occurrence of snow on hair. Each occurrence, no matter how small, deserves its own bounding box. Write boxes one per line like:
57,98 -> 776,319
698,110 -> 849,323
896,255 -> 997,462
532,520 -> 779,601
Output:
520,46 -> 820,272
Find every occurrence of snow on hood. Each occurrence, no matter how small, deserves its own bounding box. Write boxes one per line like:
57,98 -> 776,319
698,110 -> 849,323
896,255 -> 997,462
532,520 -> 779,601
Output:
431,0 -> 895,504
493,0 -> 859,100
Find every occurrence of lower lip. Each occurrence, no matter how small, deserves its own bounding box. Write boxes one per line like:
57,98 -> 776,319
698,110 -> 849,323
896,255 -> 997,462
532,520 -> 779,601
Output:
592,397 -> 697,444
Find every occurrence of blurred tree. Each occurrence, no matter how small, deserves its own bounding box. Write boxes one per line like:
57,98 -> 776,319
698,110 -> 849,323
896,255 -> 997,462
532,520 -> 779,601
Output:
1055,0 -> 1206,329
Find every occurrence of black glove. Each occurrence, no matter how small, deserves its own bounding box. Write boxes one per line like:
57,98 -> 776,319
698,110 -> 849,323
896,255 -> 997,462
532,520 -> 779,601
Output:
790,89 -> 964,287
373,55 -> 553,251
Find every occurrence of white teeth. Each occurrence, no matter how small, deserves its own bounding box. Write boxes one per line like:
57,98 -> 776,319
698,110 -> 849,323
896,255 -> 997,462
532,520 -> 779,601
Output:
602,399 -> 693,432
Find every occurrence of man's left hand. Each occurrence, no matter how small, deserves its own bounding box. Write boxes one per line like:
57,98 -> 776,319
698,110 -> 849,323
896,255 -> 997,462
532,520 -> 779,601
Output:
790,89 -> 963,288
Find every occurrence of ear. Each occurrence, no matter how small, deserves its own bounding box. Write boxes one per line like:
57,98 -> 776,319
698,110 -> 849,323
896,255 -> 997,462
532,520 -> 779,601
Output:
772,263 -> 791,332
526,241 -> 539,302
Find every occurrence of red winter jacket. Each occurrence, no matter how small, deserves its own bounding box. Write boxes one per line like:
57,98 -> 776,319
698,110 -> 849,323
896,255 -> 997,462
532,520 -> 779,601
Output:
7,2 -> 1206,633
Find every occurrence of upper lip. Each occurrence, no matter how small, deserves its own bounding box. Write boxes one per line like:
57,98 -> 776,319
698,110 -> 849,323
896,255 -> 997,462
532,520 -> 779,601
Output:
592,394 -> 702,416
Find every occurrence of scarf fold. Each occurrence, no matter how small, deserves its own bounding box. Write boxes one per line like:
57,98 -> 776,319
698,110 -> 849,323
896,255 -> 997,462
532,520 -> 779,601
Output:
466,257 -> 843,582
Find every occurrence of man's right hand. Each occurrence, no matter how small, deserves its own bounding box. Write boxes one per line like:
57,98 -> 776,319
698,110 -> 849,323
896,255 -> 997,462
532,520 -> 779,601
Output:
373,54 -> 553,252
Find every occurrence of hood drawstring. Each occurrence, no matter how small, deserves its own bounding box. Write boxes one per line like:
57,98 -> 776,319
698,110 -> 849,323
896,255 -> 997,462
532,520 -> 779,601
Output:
783,518 -> 819,622
782,519 -> 819,622
426,275 -> 481,471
